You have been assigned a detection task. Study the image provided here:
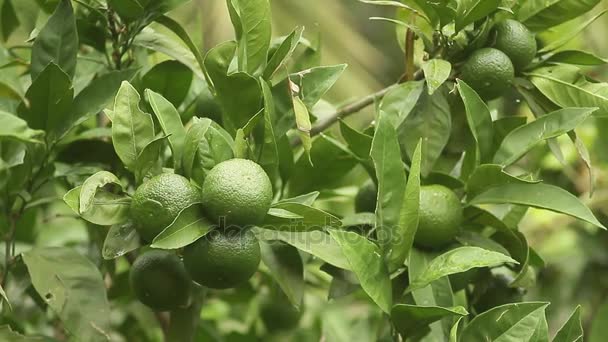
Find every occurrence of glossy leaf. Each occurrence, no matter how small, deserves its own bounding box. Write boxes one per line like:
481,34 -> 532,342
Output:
102,221 -> 140,260
66,69 -> 138,138
257,79 -> 279,180
255,228 -> 350,270
182,117 -> 234,186
466,164 -> 539,200
399,85 -> 451,175
457,80 -> 494,164
146,89 -> 188,168
379,82 -> 424,128
529,65 -> 608,117
371,111 -> 407,257
111,82 -> 155,171
408,247 -> 518,292
292,95 -> 312,162
409,248 -> 455,338
151,204 -> 213,249
553,306 -> 583,342
455,0 -> 500,31
264,26 -> 304,80
64,186 -> 130,226
260,241 -> 304,308
518,0 -> 600,31
133,136 -> 166,183
390,139 -> 421,271
494,107 -> 596,165
107,0 -> 143,20
539,10 -> 607,53
291,64 -> 347,109
0,110 -> 44,143
204,41 -> 262,133
460,302 -> 549,341
18,63 -> 73,143
31,0 -> 78,80
79,171 -> 123,214
227,0 -> 272,74
423,59 -> 451,95
23,247 -> 111,341
262,202 -> 341,231
0,0 -> 19,42
275,192 -> 320,206
544,50 -> 608,66
330,230 -> 392,313
142,61 -> 192,108
470,183 -> 605,229
391,305 -> 467,339
133,28 -> 204,79
154,15 -> 210,84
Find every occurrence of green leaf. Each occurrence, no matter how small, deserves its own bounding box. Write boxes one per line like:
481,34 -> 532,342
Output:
423,59 -> 451,95
257,79 -> 279,180
66,68 -> 138,138
151,204 -> 213,249
142,61 -> 192,108
133,28 -> 204,79
455,0 -> 500,32
466,164 -> 540,200
379,81 -> 425,128
408,247 -> 518,292
204,41 -> 262,133
339,120 -> 373,160
291,64 -> 347,109
275,192 -> 320,206
64,186 -> 130,226
457,80 -> 494,164
260,241 -> 304,308
529,66 -> 608,117
0,110 -> 44,143
517,0 -> 600,31
182,117 -> 234,186
23,247 -> 112,341
391,305 -> 468,339
469,183 -> 605,229
393,140 -> 421,267
111,81 -> 155,171
102,220 -> 140,260
399,85 -> 451,175
538,10 -> 607,53
0,282 -> 9,310
493,107 -> 596,165
133,136 -> 166,183
329,230 -> 392,313
0,0 -> 19,42
544,50 -> 608,66
18,63 -> 73,143
460,302 -> 549,341
287,135 -> 357,196
255,228 -> 350,270
154,15 -> 210,85
553,306 -> 583,342
263,202 -> 341,231
227,0 -> 272,74
31,0 -> 78,80
264,26 -> 304,80
408,248 -> 455,338
107,0 -> 143,20
292,95 -> 312,162
146,89 -> 188,168
371,111 -> 407,259
79,171 -> 123,214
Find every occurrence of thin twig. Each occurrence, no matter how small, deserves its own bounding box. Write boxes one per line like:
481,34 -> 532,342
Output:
404,28 -> 416,82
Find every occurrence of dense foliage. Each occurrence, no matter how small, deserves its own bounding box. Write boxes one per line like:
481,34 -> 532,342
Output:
0,0 -> 608,341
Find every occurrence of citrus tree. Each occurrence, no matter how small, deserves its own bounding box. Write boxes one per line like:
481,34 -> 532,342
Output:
0,0 -> 607,341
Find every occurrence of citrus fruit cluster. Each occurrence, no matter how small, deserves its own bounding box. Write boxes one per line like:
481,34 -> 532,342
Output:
128,158 -> 273,310
355,180 -> 463,249
460,19 -> 537,100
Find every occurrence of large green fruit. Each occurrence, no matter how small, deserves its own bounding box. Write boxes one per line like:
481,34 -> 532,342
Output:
492,19 -> 537,70
414,185 -> 463,249
460,48 -> 515,100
